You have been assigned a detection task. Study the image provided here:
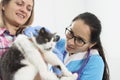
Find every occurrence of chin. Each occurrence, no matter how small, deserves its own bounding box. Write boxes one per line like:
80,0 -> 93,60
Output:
16,20 -> 26,25
19,22 -> 26,25
66,49 -> 74,54
66,47 -> 74,53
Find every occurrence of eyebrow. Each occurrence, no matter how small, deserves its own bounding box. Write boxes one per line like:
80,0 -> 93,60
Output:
21,0 -> 33,7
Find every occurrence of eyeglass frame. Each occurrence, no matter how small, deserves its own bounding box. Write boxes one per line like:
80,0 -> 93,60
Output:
65,27 -> 89,47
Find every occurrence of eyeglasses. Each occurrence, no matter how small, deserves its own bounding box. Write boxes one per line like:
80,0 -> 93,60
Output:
65,27 -> 87,47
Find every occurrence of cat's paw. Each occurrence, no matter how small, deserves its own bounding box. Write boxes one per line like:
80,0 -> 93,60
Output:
72,73 -> 78,80
13,34 -> 29,53
40,72 -> 59,80
61,68 -> 73,77
60,73 -> 78,80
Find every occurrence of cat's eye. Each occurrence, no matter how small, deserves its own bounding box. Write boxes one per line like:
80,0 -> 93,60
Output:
45,39 -> 49,42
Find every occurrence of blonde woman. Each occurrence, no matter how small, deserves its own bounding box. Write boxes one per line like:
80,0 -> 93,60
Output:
0,0 -> 34,57
0,0 -> 37,79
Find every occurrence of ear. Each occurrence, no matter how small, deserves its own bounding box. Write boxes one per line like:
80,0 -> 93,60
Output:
2,7 -> 4,11
39,27 -> 46,34
89,42 -> 96,49
0,3 -> 2,10
1,4 -> 5,11
54,35 -> 60,42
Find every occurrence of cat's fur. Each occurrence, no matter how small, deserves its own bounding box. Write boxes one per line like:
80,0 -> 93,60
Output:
0,27 -> 78,80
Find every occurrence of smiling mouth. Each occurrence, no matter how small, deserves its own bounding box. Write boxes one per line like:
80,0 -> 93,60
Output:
16,13 -> 25,19
66,45 -> 74,51
66,46 -> 71,51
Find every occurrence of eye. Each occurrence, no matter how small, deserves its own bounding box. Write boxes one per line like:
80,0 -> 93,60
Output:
27,6 -> 33,12
76,37 -> 85,44
16,1 -> 23,6
45,38 -> 49,42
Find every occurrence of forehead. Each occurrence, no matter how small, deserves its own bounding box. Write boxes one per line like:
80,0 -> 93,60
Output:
71,19 -> 91,41
12,0 -> 33,6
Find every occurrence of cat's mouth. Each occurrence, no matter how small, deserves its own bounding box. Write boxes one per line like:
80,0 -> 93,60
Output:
44,47 -> 52,51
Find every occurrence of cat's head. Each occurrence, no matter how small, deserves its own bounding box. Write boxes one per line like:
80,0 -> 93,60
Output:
36,27 -> 60,51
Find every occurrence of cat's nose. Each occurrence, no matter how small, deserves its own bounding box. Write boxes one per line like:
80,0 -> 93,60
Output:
54,35 -> 60,42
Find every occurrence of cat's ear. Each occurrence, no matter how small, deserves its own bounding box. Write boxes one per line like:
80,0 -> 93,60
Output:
39,27 -> 46,34
53,34 -> 60,42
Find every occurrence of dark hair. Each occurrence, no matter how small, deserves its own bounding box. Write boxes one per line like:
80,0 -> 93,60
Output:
72,12 -> 110,80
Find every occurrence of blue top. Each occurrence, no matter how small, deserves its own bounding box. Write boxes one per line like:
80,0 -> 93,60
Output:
54,39 -> 104,80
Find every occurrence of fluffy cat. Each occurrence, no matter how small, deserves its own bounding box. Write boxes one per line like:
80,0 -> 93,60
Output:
0,27 -> 77,80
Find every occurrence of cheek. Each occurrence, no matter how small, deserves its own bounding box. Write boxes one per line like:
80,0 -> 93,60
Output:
26,15 -> 30,21
79,45 -> 90,52
73,44 -> 90,52
76,47 -> 86,52
28,13 -> 31,17
25,12 -> 32,21
75,47 -> 84,53
28,12 -> 32,18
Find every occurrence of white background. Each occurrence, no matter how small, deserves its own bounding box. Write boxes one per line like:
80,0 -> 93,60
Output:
32,0 -> 120,80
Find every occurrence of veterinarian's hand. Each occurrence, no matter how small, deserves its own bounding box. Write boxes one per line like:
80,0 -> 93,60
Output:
23,26 -> 42,37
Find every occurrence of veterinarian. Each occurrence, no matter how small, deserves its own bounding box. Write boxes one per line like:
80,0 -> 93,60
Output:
25,12 -> 110,80
0,0 -> 41,80
55,12 -> 110,80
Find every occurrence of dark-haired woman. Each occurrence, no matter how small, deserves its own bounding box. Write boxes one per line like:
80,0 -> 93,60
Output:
55,12 -> 110,80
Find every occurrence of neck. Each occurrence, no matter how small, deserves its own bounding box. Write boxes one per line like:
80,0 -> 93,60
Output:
5,22 -> 20,35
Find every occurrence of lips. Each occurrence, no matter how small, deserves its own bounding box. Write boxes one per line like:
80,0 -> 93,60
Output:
16,13 -> 25,19
66,45 -> 74,51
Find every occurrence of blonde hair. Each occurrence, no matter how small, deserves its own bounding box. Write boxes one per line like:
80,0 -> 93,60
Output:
0,0 -> 34,28
0,1 -> 4,27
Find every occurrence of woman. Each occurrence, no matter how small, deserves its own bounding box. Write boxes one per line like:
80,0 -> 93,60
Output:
24,12 -> 110,80
54,12 -> 110,80
0,0 -> 41,80
0,0 -> 34,57
23,12 -> 110,80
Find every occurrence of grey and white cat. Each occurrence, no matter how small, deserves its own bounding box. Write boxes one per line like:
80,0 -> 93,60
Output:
0,27 -> 77,80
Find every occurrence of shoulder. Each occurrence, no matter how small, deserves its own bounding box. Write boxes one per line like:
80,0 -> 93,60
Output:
80,50 -> 104,80
0,27 -> 6,35
88,49 -> 104,68
88,54 -> 104,69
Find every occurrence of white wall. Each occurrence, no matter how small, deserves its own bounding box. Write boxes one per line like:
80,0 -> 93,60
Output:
33,0 -> 120,80
32,0 -> 85,37
85,0 -> 120,80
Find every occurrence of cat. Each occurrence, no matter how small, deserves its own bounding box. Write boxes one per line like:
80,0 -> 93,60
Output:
0,27 -> 78,80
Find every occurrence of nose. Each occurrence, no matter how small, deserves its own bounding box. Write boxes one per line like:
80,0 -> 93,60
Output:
67,38 -> 75,45
20,6 -> 27,13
